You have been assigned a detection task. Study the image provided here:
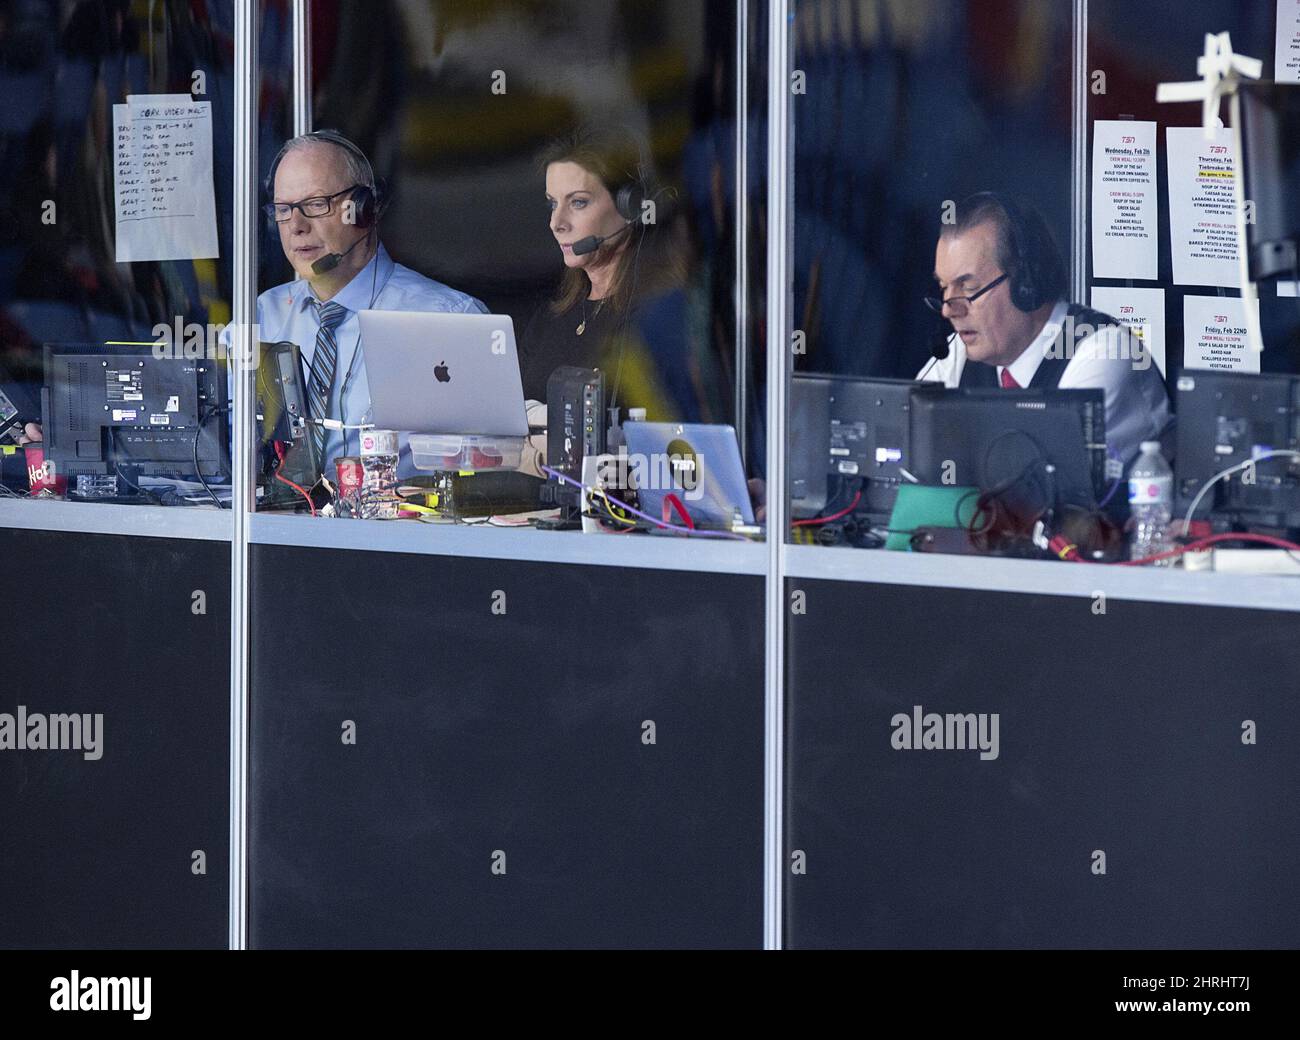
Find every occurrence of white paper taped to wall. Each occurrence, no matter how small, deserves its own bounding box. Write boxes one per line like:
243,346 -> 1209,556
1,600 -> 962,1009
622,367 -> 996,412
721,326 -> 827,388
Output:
113,93 -> 219,263
1091,121 -> 1158,280
1276,0 -> 1300,82
1091,285 -> 1167,377
1166,126 -> 1240,288
1183,294 -> 1262,373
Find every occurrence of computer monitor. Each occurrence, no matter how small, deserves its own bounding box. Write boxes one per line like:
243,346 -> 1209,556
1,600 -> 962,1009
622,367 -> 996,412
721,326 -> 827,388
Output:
1239,81 -> 1300,282
255,340 -> 318,504
41,342 -> 227,497
1174,370 -> 1300,530
789,375 -> 831,517
907,386 -> 1107,513
790,374 -> 919,520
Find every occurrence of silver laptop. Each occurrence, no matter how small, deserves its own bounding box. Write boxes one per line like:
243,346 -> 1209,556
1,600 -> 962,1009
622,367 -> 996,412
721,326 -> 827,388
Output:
622,421 -> 754,526
358,311 -> 529,436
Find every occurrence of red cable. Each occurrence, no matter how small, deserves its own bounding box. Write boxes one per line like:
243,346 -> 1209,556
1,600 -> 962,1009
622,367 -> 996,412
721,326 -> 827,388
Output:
1047,533 -> 1083,561
662,493 -> 695,529
792,488 -> 864,527
273,441 -> 316,517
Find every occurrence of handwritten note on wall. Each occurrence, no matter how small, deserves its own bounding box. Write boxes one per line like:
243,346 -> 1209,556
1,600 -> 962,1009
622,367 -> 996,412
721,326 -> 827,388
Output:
113,94 -> 218,263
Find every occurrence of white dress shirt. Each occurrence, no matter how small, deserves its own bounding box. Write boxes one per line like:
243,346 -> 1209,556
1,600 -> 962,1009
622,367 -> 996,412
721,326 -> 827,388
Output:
915,299 -> 1172,467
257,243 -> 488,474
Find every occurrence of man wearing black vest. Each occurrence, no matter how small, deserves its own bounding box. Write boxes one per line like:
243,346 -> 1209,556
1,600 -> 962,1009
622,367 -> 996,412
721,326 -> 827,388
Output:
918,192 -> 1171,468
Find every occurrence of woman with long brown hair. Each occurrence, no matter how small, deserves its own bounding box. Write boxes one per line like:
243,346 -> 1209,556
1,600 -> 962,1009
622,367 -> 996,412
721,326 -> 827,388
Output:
518,125 -> 675,415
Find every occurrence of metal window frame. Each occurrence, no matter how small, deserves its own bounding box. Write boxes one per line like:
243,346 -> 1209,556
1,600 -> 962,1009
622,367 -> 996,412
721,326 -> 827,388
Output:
227,0 -> 259,951
763,0 -> 792,951
1072,0 -> 1089,302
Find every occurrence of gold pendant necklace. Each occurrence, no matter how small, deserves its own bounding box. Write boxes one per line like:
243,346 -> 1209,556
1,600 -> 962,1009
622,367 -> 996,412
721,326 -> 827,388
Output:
577,297 -> 603,336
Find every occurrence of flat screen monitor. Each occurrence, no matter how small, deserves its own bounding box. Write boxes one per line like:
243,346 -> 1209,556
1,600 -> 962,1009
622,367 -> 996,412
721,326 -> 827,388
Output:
790,374 -> 921,521
41,342 -> 227,490
1174,370 -> 1300,529
908,386 -> 1107,514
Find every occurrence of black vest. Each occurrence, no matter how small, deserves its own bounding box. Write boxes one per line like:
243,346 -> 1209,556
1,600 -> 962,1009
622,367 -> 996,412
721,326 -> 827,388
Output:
958,304 -> 1119,390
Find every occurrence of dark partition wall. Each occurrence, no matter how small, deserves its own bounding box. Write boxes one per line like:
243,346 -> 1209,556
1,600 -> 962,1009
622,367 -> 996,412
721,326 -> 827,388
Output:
784,577 -> 1300,948
0,529 -> 230,949
249,546 -> 765,948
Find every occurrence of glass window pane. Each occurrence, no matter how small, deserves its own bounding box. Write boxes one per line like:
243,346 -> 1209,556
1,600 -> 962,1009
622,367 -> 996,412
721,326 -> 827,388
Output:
252,0 -> 765,546
0,0 -> 289,508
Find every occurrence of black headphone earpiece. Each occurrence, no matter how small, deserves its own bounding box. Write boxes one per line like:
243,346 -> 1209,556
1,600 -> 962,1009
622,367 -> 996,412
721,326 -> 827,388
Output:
264,129 -> 386,230
613,163 -> 648,225
967,191 -> 1043,313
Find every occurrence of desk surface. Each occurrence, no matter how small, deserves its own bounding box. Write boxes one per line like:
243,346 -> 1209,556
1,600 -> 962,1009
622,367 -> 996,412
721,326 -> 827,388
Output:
3,498 -> 1298,609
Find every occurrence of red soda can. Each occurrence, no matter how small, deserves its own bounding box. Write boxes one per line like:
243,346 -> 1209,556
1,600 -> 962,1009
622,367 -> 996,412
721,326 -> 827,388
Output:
334,456 -> 364,517
25,443 -> 67,496
335,456 -> 364,498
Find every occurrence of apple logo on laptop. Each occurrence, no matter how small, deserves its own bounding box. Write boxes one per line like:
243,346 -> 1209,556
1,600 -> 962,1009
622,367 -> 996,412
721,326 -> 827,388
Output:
434,361 -> 451,383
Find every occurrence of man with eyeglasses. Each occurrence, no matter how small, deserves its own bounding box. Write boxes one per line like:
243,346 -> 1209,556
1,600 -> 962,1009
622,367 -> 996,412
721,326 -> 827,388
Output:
258,130 -> 486,474
918,192 -> 1170,468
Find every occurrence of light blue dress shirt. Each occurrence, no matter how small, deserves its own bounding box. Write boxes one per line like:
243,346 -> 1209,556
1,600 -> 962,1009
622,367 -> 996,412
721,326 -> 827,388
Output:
257,243 -> 488,475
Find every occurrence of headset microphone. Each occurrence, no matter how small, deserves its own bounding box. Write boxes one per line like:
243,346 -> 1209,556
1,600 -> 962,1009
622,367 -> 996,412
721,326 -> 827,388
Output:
928,317 -> 953,361
917,317 -> 953,381
571,220 -> 634,257
310,229 -> 370,276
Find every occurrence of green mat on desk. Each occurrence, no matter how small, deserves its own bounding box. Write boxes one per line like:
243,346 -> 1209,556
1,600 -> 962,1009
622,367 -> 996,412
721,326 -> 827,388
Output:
885,484 -> 980,551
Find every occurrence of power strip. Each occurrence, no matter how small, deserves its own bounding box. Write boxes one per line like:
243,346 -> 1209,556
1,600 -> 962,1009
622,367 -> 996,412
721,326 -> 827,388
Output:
1209,549 -> 1300,574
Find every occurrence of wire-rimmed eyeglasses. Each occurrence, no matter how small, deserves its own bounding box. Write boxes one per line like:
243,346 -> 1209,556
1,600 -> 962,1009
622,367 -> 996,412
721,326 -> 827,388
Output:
923,272 -> 1009,316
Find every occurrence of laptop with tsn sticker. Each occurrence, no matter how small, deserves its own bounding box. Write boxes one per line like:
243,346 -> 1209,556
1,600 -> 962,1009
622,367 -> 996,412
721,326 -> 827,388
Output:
622,421 -> 755,528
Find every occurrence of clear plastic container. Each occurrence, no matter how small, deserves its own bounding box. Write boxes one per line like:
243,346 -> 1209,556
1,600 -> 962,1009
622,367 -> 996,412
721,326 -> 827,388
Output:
359,430 -> 400,519
1127,440 -> 1174,566
410,434 -> 526,473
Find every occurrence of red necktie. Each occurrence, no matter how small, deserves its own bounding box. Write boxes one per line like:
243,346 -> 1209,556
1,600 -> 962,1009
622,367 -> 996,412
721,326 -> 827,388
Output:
1000,368 -> 1020,389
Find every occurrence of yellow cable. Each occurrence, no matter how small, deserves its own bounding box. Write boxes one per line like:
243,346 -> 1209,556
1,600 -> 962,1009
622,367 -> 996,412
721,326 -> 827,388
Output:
595,487 -> 636,526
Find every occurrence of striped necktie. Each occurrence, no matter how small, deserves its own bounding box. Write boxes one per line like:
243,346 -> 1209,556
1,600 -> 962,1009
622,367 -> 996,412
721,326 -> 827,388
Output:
307,300 -> 347,464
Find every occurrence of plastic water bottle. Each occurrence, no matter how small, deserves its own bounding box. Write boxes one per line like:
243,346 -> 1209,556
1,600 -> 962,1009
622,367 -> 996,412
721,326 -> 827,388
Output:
1127,440 -> 1174,566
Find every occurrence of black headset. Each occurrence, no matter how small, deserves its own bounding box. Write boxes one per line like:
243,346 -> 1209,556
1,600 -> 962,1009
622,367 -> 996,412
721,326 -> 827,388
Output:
611,157 -> 650,226
960,191 -> 1065,313
613,176 -> 646,225
264,129 -> 388,229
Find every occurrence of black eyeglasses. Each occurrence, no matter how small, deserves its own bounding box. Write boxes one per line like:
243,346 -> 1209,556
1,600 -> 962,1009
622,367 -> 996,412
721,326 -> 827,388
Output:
923,273 -> 1009,316
263,185 -> 359,223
